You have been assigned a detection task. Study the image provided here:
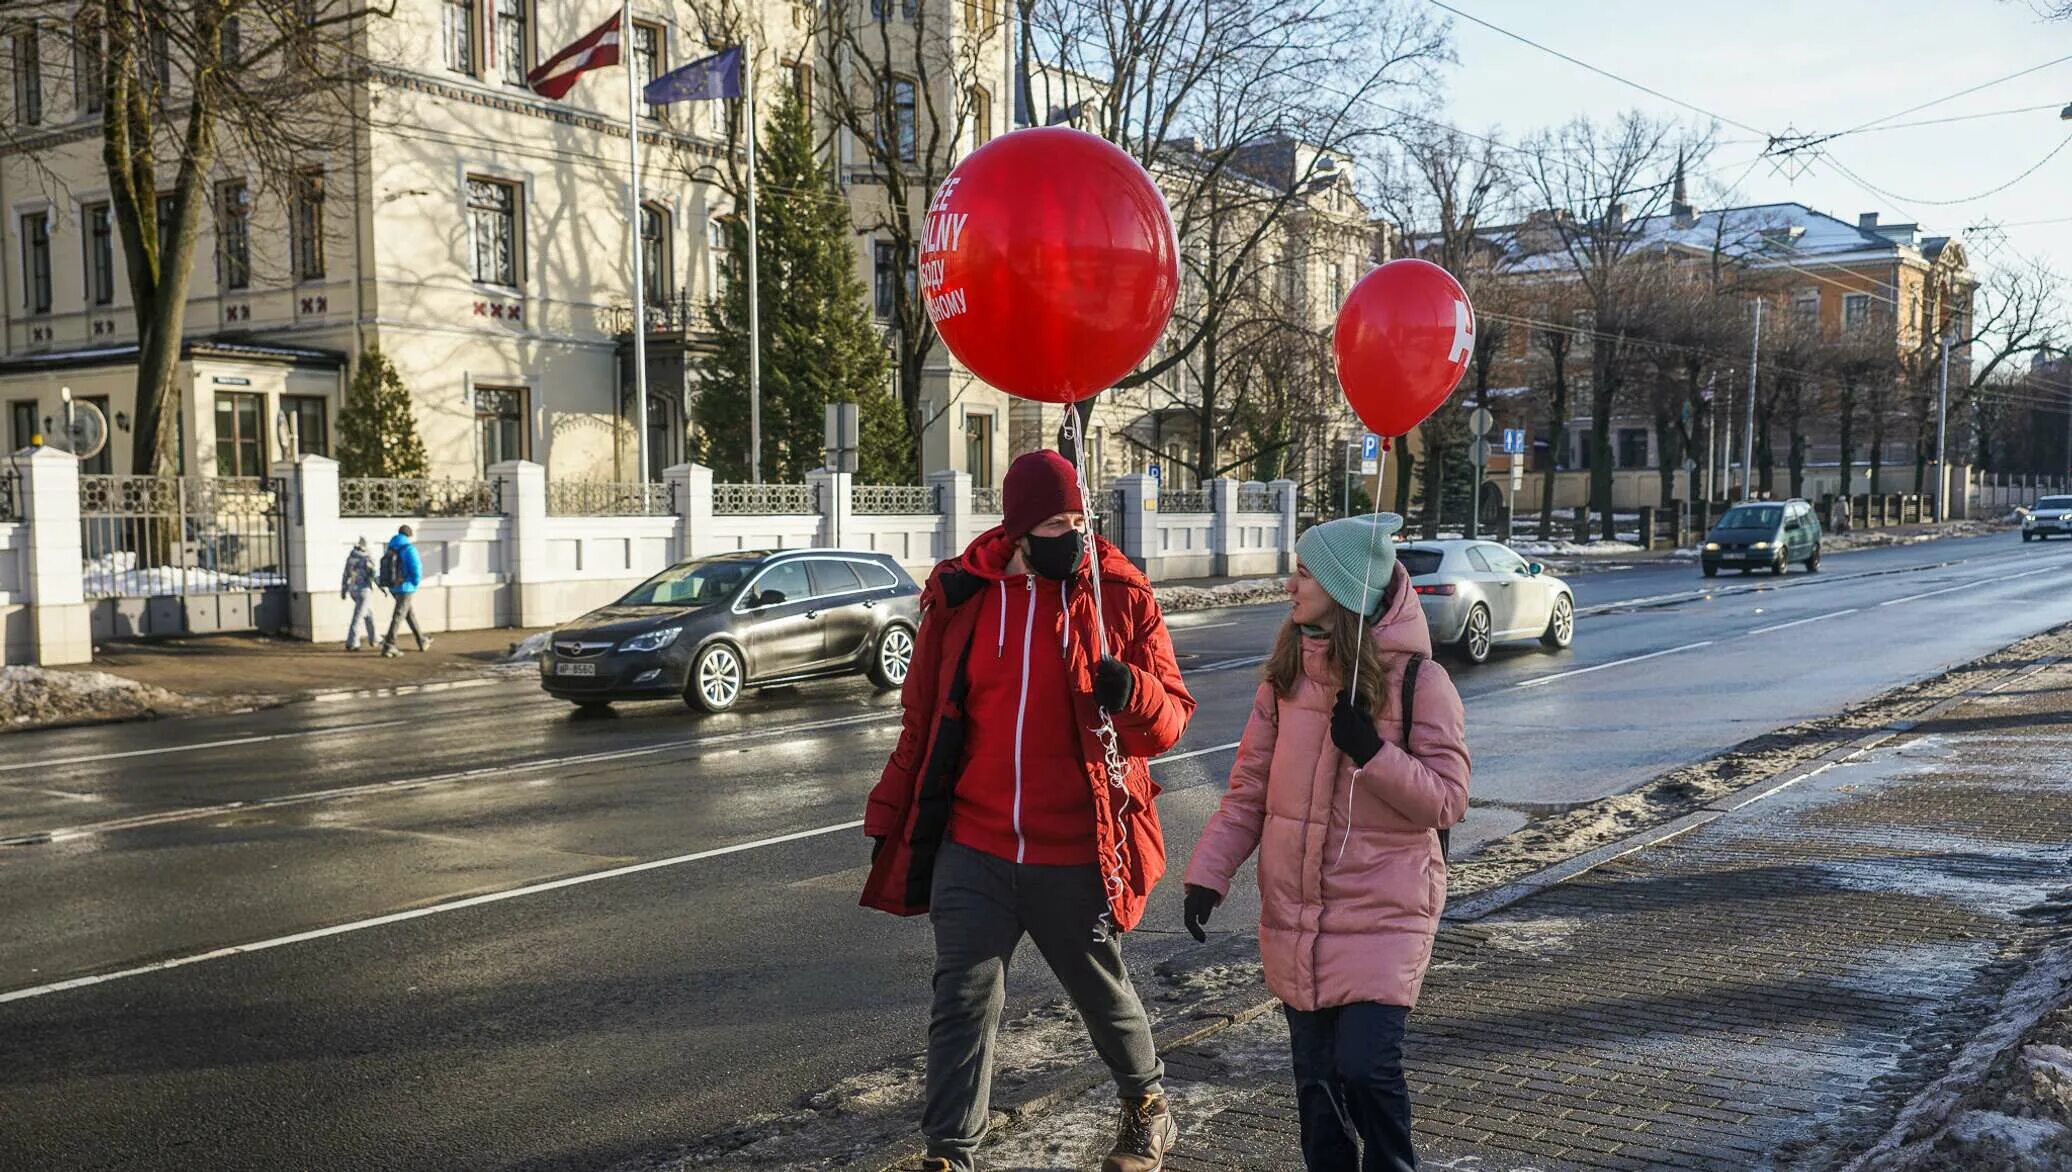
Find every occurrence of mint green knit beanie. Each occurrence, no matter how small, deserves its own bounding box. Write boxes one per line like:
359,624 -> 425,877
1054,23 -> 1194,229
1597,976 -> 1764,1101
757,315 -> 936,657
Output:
1295,514 -> 1404,617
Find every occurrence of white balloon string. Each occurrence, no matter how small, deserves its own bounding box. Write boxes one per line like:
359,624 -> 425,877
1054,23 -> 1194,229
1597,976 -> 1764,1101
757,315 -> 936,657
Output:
1346,441 -> 1390,701
1062,404 -> 1131,932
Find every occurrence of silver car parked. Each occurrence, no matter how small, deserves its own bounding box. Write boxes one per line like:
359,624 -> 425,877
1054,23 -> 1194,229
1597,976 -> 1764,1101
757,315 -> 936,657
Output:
1398,540 -> 1576,665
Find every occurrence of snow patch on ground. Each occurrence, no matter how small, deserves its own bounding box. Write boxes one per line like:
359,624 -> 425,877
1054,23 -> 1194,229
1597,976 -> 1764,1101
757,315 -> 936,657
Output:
1153,579 -> 1285,612
1945,1110 -> 2066,1156
502,631 -> 550,664
1509,539 -> 1645,558
81,550 -> 285,595
0,665 -> 192,729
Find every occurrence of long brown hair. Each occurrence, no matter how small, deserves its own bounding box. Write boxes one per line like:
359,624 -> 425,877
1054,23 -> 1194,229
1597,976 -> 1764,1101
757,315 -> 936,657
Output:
1263,580 -> 1391,716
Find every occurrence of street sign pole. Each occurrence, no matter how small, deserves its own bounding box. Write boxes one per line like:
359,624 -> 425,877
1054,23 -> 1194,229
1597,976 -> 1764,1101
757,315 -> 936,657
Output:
1467,408 -> 1494,540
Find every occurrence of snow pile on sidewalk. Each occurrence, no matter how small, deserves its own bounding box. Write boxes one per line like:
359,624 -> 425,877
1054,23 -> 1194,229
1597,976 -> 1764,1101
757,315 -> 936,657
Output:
1509,538 -> 1646,558
1,666 -> 191,729
81,551 -> 285,596
502,632 -> 551,664
1153,578 -> 1285,612
1823,518 -> 2010,553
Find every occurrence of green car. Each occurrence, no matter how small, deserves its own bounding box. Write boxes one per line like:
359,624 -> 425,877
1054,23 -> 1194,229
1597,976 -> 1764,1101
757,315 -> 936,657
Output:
1701,499 -> 1823,577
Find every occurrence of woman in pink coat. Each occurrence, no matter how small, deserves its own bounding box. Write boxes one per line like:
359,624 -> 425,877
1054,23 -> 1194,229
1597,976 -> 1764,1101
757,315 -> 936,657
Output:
1182,513 -> 1470,1172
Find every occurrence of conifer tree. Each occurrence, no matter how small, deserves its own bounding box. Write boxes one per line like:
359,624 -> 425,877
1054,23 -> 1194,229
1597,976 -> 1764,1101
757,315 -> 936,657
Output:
336,348 -> 430,479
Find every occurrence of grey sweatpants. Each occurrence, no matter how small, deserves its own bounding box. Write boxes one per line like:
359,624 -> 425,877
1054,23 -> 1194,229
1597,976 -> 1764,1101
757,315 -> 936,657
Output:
383,592 -> 424,649
345,592 -> 378,649
924,840 -> 1164,1169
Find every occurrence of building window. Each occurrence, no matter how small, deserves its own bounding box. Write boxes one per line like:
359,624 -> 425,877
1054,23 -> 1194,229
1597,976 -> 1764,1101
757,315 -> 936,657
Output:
632,22 -> 664,118
156,192 -> 177,263
788,62 -> 812,106
292,170 -> 326,281
12,30 -> 41,125
147,21 -> 171,88
1793,292 -> 1818,323
1843,293 -> 1871,333
497,0 -> 529,85
10,400 -> 38,449
76,12 -> 103,114
964,411 -> 993,484
220,15 -> 241,67
1329,262 -> 1345,308
873,240 -> 897,318
21,212 -> 51,314
282,395 -> 329,457
214,392 -> 267,477
641,203 -> 671,300
1617,427 -> 1649,470
474,386 -> 527,472
84,201 -> 114,305
467,177 -> 520,287
706,216 -> 730,300
968,86 -> 991,153
886,76 -> 916,162
444,0 -> 476,74
217,180 -> 250,290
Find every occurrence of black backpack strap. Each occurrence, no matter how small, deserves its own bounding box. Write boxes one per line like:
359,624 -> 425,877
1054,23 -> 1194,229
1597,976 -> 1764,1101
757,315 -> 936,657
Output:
1401,653 -> 1448,860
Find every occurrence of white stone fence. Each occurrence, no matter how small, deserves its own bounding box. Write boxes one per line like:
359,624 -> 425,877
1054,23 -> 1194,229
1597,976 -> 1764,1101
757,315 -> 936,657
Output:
0,450 -> 1297,665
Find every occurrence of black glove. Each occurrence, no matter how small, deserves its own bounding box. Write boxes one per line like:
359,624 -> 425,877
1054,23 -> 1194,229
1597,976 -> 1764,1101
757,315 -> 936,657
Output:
1183,884 -> 1221,943
1331,690 -> 1384,767
1094,655 -> 1135,713
938,567 -> 984,608
871,836 -> 885,863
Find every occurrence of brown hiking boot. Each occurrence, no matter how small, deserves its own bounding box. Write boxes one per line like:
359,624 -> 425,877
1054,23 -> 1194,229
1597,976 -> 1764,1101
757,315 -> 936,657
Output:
1103,1092 -> 1179,1172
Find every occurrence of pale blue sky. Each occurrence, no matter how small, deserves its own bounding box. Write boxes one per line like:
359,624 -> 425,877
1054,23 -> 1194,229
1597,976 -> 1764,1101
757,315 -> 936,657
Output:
1429,0 -> 2071,286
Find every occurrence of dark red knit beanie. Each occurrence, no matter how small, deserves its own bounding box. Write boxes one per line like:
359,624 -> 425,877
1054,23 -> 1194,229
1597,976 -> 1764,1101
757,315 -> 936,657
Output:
1001,450 -> 1086,538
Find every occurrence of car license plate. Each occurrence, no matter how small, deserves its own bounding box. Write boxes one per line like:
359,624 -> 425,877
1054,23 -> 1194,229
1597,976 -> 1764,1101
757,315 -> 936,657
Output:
555,662 -> 597,677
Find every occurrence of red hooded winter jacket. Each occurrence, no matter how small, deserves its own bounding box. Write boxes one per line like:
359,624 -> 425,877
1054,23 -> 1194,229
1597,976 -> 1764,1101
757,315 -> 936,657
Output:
861,528 -> 1195,931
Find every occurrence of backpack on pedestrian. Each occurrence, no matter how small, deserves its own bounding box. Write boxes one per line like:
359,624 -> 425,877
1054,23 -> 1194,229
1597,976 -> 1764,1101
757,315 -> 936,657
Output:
377,545 -> 401,590
1400,651 -> 1448,859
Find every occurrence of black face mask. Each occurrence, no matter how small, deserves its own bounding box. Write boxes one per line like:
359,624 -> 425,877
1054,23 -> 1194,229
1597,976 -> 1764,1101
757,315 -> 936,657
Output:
1024,529 -> 1087,581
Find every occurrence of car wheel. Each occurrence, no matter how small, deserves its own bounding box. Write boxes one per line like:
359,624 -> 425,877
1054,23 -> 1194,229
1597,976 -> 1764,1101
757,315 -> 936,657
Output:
1770,553 -> 1787,576
1540,595 -> 1575,651
2022,531 -> 2034,542
1702,563 -> 1718,579
1805,547 -> 1821,572
685,643 -> 744,713
867,623 -> 915,691
1456,604 -> 1492,665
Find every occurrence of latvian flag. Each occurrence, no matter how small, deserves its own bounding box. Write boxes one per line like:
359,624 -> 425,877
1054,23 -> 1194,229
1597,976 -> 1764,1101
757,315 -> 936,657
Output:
527,12 -> 622,100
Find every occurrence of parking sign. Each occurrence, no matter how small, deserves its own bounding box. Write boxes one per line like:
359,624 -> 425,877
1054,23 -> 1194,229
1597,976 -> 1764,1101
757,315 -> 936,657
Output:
1360,433 -> 1380,476
1503,427 -> 1526,455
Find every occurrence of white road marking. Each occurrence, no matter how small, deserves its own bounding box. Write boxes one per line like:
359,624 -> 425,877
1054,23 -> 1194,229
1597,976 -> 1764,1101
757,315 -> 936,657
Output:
1,712 -> 900,845
1167,619 -> 1241,632
0,734 -> 1246,1002
1195,655 -> 1268,674
1750,608 -> 1858,635
0,719 -> 416,775
1513,642 -> 1714,689
0,819 -> 869,1005
1876,564 -> 2057,607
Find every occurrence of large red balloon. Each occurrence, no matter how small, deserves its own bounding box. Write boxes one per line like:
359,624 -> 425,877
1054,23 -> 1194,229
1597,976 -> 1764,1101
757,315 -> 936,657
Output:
1333,259 -> 1475,436
920,128 -> 1179,404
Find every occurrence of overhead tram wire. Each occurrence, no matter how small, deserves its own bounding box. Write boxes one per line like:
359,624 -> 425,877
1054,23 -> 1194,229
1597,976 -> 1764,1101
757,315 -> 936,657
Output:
1822,137 -> 2072,208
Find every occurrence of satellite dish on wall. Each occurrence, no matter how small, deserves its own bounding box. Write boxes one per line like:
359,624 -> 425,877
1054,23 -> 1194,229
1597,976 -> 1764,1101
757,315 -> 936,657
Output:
65,399 -> 109,461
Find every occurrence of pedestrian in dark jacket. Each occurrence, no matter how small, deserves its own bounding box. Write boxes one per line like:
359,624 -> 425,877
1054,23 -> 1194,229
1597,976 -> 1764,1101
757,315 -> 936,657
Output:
863,450 -> 1197,1172
340,536 -> 385,651
379,525 -> 431,657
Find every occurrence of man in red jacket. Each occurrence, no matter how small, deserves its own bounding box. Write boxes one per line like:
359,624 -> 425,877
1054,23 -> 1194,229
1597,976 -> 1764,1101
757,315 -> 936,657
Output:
863,450 -> 1197,1172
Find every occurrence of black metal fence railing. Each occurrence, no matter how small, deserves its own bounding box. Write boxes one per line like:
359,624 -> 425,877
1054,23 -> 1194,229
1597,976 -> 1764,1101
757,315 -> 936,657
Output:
547,480 -> 675,517
340,478 -> 503,518
712,483 -> 818,516
852,485 -> 941,515
79,474 -> 287,599
1235,487 -> 1279,513
1159,488 -> 1211,514
608,293 -> 716,337
0,470 -> 18,523
971,486 -> 1002,514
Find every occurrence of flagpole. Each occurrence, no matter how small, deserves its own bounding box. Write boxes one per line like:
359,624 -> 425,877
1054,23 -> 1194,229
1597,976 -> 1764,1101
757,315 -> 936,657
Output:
744,36 -> 763,485
624,0 -> 651,484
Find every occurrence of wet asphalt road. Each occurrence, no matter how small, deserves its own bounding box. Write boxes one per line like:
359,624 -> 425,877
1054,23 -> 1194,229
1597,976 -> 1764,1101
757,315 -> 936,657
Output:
2,533 -> 2069,1170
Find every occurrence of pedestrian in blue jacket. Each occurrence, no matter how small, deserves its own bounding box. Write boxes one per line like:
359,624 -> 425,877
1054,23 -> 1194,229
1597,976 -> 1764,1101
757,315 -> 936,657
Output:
380,525 -> 432,657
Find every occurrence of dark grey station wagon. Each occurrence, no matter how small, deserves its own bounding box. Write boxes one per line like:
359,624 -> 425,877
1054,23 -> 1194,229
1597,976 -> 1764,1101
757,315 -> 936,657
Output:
539,550 -> 922,713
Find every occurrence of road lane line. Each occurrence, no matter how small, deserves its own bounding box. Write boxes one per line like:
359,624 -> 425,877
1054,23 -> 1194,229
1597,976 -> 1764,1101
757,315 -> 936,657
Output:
1514,642 -> 1714,690
0,719 -> 417,775
0,712 -> 901,846
0,819 -> 870,1005
1874,565 -> 2055,608
0,737 -> 1245,1001
1194,655 -> 1267,674
1750,608 -> 1858,635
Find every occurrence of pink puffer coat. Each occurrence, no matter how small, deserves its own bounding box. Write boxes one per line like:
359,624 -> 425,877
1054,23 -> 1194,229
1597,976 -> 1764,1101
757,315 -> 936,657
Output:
1184,563 -> 1471,1011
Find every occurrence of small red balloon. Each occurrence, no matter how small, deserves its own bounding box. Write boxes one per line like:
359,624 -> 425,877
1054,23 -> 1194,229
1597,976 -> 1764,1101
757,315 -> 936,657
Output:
920,128 -> 1179,404
1333,259 -> 1475,436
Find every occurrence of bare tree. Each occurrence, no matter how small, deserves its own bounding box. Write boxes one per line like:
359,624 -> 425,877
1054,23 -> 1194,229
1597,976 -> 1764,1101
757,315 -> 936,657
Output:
810,0 -> 991,475
1824,323 -> 1898,498
5,0 -> 389,475
1521,112 -> 1710,539
1904,258 -> 2062,492
1029,0 -> 1448,481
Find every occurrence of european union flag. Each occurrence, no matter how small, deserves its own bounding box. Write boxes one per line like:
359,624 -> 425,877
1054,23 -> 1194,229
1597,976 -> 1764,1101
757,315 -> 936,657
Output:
643,45 -> 744,104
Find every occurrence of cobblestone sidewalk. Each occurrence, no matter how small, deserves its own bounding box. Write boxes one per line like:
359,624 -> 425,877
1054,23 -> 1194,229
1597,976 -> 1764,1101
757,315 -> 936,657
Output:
982,637 -> 2072,1171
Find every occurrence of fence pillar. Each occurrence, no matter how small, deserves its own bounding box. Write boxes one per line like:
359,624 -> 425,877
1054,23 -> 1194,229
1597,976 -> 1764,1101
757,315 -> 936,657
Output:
1113,473 -> 1157,575
808,469 -> 852,549
929,468 -> 972,562
1207,478 -> 1238,578
1636,505 -> 1658,551
18,447 -> 91,665
1571,505 -> 1589,544
664,463 -> 712,560
275,454 -> 344,643
1270,479 -> 1298,573
489,460 -> 548,628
